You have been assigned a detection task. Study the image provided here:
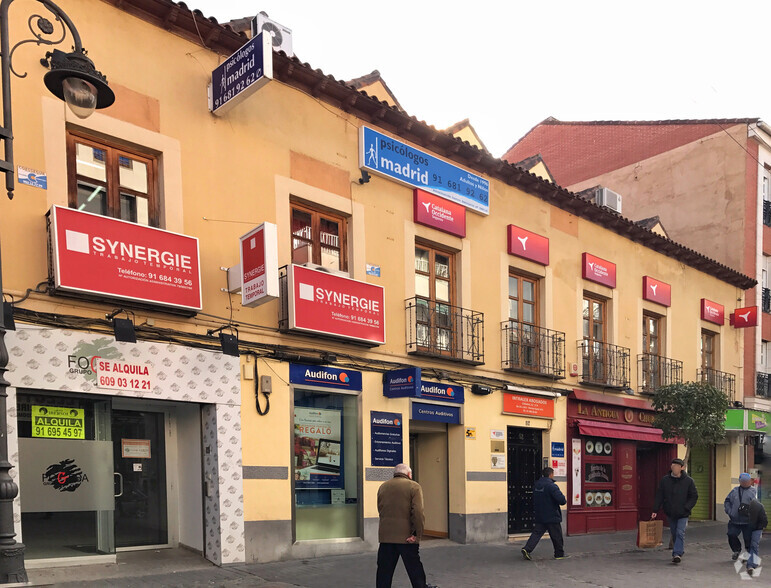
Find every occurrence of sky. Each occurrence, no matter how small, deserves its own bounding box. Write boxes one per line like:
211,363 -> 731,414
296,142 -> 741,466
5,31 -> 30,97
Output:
193,1 -> 770,157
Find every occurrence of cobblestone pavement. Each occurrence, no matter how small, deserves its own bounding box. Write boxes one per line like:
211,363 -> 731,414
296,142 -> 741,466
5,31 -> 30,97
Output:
37,523 -> 768,587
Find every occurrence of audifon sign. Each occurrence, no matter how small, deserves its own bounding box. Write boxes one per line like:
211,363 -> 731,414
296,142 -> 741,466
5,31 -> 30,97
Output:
48,206 -> 201,312
286,265 -> 386,345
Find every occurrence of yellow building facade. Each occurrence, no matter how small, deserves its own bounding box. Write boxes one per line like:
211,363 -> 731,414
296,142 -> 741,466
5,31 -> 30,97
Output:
0,0 -> 754,568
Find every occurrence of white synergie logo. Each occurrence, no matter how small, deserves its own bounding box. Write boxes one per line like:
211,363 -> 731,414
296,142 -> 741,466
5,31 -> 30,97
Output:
734,550 -> 762,579
298,283 -> 314,301
65,230 -> 90,254
250,237 -> 256,249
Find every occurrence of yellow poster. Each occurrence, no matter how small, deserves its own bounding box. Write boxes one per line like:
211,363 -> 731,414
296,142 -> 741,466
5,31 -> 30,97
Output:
31,406 -> 85,439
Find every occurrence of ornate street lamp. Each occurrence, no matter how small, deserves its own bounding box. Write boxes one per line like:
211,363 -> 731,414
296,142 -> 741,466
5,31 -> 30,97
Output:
0,0 -> 114,582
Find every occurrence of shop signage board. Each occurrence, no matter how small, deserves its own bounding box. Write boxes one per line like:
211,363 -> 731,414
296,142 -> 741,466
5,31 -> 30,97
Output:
359,126 -> 490,215
209,32 -> 272,114
724,408 -> 770,433
240,222 -> 279,307
491,454 -> 505,469
551,458 -> 567,477
370,411 -> 403,467
289,364 -> 362,391
419,380 -> 464,404
507,225 -> 549,266
700,298 -> 725,325
286,264 -> 386,345
730,306 -> 758,328
383,367 -> 421,398
582,253 -> 616,288
572,438 -> 582,506
95,358 -> 153,393
48,206 -> 202,312
31,405 -> 84,439
411,402 -> 461,424
121,439 -> 151,459
413,189 -> 466,237
551,442 -> 565,458
642,276 -> 671,307
502,392 -> 555,418
18,165 -> 46,189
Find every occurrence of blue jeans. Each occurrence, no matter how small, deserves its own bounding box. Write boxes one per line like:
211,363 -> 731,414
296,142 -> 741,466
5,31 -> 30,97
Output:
669,517 -> 688,557
747,529 -> 762,570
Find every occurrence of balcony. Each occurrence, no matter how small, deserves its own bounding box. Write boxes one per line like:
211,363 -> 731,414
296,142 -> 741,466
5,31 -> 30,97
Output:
637,354 -> 683,394
501,321 -> 565,379
698,367 -> 736,401
757,372 -> 771,398
406,297 -> 484,364
764,200 -> 771,227
763,288 -> 771,314
577,340 -> 631,389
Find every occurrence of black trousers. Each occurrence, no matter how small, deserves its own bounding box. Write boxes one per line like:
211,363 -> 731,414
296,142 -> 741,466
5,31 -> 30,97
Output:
376,543 -> 427,588
727,523 -> 754,553
523,522 -> 565,557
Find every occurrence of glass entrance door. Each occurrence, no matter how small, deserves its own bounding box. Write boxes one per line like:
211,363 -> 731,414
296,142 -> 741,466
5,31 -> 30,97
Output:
111,409 -> 168,548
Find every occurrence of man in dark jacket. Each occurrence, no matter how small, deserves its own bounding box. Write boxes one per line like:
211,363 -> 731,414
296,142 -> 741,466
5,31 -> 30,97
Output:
521,467 -> 568,560
651,458 -> 698,564
724,472 -> 757,560
376,464 -> 437,588
745,498 -> 767,575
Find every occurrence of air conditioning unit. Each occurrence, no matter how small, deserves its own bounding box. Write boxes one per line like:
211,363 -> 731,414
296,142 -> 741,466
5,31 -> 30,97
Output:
596,187 -> 622,214
251,12 -> 293,57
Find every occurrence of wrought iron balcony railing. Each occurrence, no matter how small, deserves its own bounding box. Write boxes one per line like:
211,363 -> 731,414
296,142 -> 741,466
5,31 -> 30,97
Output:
637,353 -> 683,394
763,288 -> 771,314
406,297 -> 484,364
764,199 -> 771,227
577,340 -> 631,388
757,372 -> 771,398
501,321 -> 565,379
698,367 -> 736,401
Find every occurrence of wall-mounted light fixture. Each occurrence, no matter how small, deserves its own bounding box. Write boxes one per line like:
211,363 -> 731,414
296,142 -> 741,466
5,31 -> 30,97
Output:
106,309 -> 136,343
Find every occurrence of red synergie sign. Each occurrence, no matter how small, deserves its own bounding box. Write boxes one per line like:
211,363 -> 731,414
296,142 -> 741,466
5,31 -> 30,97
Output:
287,265 -> 386,345
240,222 -> 279,308
49,206 -> 201,311
507,225 -> 549,266
730,306 -> 758,328
582,253 -> 616,288
413,189 -> 466,237
642,276 -> 671,307
701,298 -> 725,325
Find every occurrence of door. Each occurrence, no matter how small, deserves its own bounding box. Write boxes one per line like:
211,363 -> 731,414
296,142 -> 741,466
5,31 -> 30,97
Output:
507,427 -> 542,534
636,445 -> 659,521
410,424 -> 449,538
112,409 -> 168,548
688,445 -> 713,521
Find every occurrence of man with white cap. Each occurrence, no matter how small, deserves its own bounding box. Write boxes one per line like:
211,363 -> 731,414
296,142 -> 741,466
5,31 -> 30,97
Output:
724,472 -> 757,561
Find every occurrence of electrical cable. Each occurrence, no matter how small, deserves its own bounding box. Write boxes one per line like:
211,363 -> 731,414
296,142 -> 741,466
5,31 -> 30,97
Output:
251,354 -> 270,416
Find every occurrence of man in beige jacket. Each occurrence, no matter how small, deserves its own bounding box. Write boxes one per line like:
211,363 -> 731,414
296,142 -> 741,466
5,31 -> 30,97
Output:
376,463 -> 437,588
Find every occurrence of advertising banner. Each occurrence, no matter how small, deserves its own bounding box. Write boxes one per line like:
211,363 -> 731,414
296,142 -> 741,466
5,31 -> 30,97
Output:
730,306 -> 758,328
95,358 -> 153,393
371,411 -> 403,467
507,225 -> 549,266
289,364 -> 362,391
210,32 -> 273,114
383,367 -> 421,398
359,126 -> 490,215
413,189 -> 466,237
642,276 -> 671,307
700,298 -> 725,325
293,407 -> 343,489
49,206 -> 201,312
572,438 -> 582,506
419,380 -> 464,404
240,222 -> 279,307
411,402 -> 461,424
31,405 -> 84,439
502,392 -> 555,418
287,264 -> 385,345
582,253 -> 616,288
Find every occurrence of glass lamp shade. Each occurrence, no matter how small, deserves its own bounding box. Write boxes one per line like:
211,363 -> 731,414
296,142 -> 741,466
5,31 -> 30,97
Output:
62,77 -> 98,119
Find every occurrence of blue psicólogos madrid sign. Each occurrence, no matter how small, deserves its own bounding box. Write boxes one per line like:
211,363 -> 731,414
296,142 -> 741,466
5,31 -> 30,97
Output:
359,126 -> 490,215
209,32 -> 272,115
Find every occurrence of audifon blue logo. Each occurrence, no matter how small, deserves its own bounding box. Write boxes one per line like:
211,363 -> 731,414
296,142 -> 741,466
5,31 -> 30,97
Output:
289,364 -> 362,391
419,381 -> 464,404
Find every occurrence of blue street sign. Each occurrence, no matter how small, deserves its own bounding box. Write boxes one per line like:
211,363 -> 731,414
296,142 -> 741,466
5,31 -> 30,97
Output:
411,402 -> 461,424
210,32 -> 272,115
359,126 -> 490,215
383,367 -> 421,398
371,411 -> 403,467
420,380 -> 464,404
289,364 -> 362,391
551,442 -> 565,458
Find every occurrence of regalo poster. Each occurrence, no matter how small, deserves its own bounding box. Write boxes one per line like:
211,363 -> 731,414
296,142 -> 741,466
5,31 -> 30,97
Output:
294,407 -> 343,489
